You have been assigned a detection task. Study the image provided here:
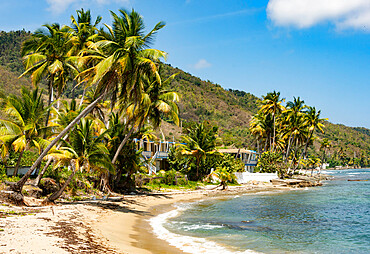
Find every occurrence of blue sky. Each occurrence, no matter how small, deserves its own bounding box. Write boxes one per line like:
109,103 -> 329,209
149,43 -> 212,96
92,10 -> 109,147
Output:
1,0 -> 369,128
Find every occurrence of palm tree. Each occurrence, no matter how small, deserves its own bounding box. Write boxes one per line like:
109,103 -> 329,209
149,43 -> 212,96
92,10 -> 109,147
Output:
211,167 -> 236,190
303,107 -> 326,157
112,73 -> 180,164
320,138 -> 331,163
249,112 -> 273,152
43,119 -> 113,203
7,9 -> 166,197
281,97 -> 306,163
308,155 -> 322,176
78,9 -> 167,108
296,106 -> 327,167
177,122 -> 220,180
0,87 -> 54,176
260,91 -> 285,151
68,8 -> 102,102
21,23 -> 76,117
34,98 -> 83,186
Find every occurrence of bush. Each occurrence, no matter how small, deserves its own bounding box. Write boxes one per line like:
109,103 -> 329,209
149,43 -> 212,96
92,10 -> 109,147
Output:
255,151 -> 287,178
163,169 -> 177,185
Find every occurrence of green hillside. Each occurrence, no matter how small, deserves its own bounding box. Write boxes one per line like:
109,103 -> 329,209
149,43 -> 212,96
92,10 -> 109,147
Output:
0,30 -> 369,164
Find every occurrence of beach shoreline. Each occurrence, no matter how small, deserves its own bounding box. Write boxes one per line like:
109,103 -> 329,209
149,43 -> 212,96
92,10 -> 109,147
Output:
94,183 -> 294,254
0,183 -> 295,254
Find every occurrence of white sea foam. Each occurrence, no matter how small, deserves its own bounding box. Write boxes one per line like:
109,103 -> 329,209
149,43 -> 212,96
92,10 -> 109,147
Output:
234,195 -> 241,198
181,223 -> 224,231
149,205 -> 260,254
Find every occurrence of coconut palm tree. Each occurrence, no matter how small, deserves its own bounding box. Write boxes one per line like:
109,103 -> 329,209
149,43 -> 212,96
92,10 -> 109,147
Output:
249,112 -> 273,152
260,91 -> 285,151
211,167 -> 236,190
67,8 -> 102,102
43,118 -> 113,203
34,98 -> 84,186
177,122 -> 220,180
296,106 -> 327,167
281,97 -> 306,163
0,87 -> 54,176
302,107 -> 327,157
20,23 -> 76,117
78,9 -> 167,108
320,138 -> 331,163
111,73 -> 180,164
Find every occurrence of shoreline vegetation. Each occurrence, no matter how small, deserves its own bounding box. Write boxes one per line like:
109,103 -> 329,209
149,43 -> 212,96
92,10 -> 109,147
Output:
0,6 -> 368,254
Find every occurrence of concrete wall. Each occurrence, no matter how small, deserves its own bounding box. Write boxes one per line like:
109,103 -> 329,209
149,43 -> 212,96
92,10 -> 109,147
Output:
234,172 -> 278,184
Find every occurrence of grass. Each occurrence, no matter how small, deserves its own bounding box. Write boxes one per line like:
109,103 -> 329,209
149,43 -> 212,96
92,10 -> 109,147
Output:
142,180 -> 200,191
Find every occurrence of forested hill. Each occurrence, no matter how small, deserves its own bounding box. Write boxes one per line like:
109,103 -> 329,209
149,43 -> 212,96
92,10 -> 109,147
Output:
0,30 -> 31,75
0,30 -> 369,161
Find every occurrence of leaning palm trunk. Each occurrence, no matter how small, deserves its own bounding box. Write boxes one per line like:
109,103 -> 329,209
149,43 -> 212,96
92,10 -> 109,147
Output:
43,165 -> 77,203
79,85 -> 86,107
13,150 -> 25,177
35,133 -> 70,186
44,81 -> 54,129
34,157 -> 52,186
7,92 -> 105,193
111,126 -> 135,164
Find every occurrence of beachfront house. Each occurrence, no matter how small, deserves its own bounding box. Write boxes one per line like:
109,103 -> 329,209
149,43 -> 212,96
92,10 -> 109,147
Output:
133,138 -> 177,174
218,148 -> 258,173
218,148 -> 279,183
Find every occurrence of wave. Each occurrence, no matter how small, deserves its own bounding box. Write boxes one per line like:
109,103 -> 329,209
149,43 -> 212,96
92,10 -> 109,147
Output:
149,204 -> 260,254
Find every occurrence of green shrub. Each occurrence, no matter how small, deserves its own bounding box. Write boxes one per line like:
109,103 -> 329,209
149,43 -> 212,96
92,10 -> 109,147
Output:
255,151 -> 287,178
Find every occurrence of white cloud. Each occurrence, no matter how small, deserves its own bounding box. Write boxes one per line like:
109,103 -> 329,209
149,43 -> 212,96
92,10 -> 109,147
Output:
193,59 -> 211,69
46,0 -> 129,14
267,0 -> 370,31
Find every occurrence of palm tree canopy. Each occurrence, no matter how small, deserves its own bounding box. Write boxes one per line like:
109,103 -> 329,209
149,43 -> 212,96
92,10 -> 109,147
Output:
46,118 -> 113,174
78,9 -> 167,106
0,87 -> 55,155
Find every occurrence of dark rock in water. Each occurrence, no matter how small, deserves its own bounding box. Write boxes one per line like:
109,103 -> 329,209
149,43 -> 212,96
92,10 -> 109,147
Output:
241,220 -> 253,224
271,176 -> 322,188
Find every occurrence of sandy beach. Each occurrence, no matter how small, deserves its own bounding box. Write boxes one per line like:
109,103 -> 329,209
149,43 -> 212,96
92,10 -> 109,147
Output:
0,183 -> 292,254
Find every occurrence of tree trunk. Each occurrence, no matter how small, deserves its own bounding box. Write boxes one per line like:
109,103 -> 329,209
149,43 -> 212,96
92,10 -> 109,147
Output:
196,156 -> 200,180
34,157 -> 52,186
269,133 -> 272,152
7,92 -> 105,193
272,113 -> 276,152
13,150 -> 25,177
296,131 -> 313,170
285,133 -> 294,163
111,126 -> 135,164
44,165 -> 76,203
45,81 -> 54,128
79,86 -> 86,107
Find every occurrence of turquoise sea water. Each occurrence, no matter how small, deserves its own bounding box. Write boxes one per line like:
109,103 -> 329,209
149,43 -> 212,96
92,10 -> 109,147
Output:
155,169 -> 370,254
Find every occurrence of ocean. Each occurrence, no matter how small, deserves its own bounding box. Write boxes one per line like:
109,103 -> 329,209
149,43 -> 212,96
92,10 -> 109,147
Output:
150,168 -> 370,254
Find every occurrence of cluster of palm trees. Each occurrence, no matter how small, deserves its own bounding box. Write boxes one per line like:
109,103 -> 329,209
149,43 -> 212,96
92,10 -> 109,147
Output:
250,91 -> 327,171
0,8 -> 180,202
